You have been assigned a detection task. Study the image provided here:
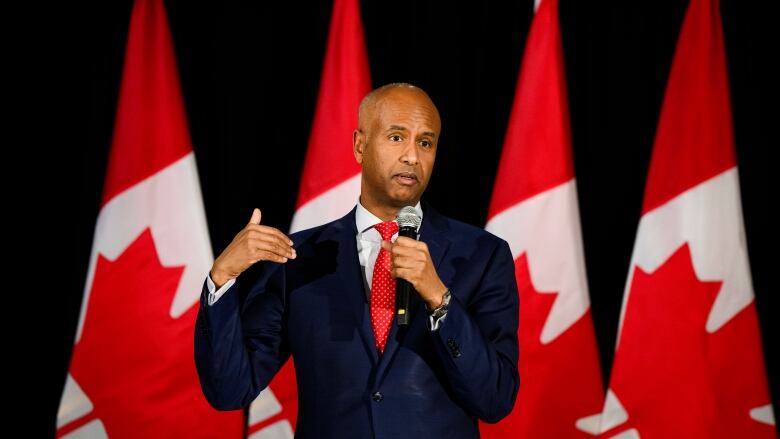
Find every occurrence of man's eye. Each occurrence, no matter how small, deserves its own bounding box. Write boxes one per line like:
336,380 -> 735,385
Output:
390,135 -> 402,142
420,140 -> 432,148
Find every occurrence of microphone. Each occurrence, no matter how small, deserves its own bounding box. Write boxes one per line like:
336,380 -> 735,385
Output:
395,206 -> 422,326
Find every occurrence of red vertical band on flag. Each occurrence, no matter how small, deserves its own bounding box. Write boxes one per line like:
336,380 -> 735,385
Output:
487,0 -> 573,218
640,0 -> 736,215
294,0 -> 371,209
102,0 -> 192,206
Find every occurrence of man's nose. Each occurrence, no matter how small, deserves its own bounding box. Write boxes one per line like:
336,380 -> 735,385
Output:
400,140 -> 418,165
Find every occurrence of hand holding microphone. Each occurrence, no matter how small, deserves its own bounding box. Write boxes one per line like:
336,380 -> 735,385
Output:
380,206 -> 448,325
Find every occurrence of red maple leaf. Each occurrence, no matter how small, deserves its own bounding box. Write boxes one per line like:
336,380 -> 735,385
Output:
481,253 -> 604,437
58,229 -> 243,438
605,243 -> 774,437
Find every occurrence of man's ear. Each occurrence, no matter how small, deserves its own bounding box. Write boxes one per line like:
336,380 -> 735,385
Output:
353,129 -> 365,164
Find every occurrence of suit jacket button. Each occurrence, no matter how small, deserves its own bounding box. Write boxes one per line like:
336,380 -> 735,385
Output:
372,391 -> 383,402
447,338 -> 461,357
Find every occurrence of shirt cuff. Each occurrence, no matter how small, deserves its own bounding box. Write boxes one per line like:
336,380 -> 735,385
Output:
206,274 -> 236,306
429,312 -> 448,331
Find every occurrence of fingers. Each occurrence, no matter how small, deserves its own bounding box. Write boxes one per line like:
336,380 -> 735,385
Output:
392,236 -> 427,250
251,239 -> 295,262
391,267 -> 416,281
255,250 -> 289,264
390,267 -> 406,281
389,245 -> 423,259
252,233 -> 296,259
381,237 -> 426,251
388,240 -> 427,258
394,236 -> 418,245
248,208 -> 262,225
390,254 -> 424,269
246,224 -> 294,246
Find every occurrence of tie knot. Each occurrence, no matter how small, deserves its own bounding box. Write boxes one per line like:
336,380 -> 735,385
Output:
374,220 -> 399,240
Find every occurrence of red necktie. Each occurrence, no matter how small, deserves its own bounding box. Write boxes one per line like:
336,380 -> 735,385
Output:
371,220 -> 399,353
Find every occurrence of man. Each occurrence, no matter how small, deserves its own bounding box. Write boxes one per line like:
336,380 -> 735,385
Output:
195,83 -> 519,438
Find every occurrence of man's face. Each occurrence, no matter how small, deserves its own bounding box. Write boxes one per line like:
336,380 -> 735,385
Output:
353,88 -> 441,210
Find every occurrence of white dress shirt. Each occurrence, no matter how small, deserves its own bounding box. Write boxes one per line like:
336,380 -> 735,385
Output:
206,199 -> 446,330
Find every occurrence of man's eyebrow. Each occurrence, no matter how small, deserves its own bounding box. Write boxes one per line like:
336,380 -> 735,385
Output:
385,125 -> 437,138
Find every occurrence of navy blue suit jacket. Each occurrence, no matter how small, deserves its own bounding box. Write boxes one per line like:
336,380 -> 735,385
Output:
195,203 -> 519,438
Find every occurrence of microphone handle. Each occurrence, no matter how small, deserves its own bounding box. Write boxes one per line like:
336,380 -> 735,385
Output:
396,225 -> 417,326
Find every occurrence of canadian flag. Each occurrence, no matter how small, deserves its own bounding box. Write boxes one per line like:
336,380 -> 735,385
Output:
288,0 -> 371,234
598,0 -> 776,436
246,0 -> 371,436
484,0 -> 604,436
56,0 -> 243,437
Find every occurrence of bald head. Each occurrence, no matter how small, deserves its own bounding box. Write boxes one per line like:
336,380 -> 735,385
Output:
358,83 -> 440,135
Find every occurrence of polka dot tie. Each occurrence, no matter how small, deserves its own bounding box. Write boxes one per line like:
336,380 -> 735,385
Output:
371,220 -> 399,353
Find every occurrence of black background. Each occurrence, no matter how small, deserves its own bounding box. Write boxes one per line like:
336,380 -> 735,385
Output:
32,0 -> 775,435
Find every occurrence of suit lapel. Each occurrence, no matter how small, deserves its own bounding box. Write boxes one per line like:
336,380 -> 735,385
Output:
329,208 -> 380,366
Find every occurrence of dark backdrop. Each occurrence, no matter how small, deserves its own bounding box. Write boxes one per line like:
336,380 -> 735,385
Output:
35,0 -> 775,435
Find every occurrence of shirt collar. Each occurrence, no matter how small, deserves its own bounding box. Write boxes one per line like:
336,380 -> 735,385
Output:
355,198 -> 423,235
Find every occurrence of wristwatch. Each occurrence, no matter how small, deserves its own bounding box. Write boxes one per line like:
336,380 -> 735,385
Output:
429,288 -> 451,319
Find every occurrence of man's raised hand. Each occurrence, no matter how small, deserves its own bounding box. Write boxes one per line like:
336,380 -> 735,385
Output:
210,208 -> 296,288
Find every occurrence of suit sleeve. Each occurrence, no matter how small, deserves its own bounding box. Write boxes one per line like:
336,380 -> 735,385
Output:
429,239 -> 520,423
194,262 -> 289,410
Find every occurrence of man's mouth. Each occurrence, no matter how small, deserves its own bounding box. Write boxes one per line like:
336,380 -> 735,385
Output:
393,172 -> 418,186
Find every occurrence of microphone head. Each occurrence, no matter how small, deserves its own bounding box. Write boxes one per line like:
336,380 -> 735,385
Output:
396,205 -> 422,231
